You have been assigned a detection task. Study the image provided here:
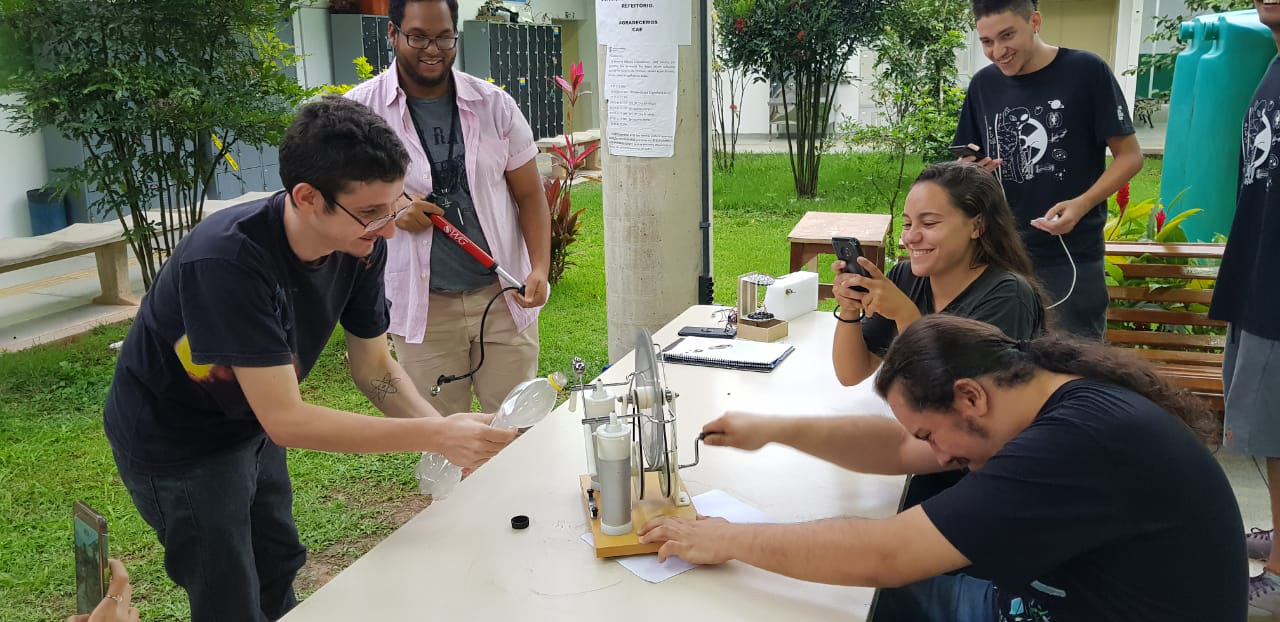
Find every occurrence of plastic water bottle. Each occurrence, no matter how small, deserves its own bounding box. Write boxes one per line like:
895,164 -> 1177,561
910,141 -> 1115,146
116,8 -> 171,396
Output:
415,377 -> 558,498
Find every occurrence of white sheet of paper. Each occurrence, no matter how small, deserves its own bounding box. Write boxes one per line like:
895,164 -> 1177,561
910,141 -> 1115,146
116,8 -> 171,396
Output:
581,531 -> 696,582
595,0 -> 691,46
580,490 -> 767,583
689,489 -> 768,523
604,45 -> 678,158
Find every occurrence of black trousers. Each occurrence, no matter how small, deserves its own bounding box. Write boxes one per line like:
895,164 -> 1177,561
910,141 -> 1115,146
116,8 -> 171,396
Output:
112,436 -> 306,622
1035,254 -> 1107,340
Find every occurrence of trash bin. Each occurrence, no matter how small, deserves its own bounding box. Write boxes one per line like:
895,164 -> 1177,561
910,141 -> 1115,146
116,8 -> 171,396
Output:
1160,10 -> 1275,242
26,188 -> 68,235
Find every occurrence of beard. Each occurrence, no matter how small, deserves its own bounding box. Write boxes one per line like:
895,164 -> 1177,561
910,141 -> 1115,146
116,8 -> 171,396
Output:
402,54 -> 453,90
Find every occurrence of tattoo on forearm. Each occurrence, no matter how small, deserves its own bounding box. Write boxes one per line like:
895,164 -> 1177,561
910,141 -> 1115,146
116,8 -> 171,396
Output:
370,373 -> 400,403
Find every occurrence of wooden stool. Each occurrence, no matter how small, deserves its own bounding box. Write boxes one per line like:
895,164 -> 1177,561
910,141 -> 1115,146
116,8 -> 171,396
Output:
787,211 -> 892,300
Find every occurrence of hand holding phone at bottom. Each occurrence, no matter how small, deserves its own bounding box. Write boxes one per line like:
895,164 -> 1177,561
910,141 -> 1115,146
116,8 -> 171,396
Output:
840,257 -> 918,322
67,559 -> 139,622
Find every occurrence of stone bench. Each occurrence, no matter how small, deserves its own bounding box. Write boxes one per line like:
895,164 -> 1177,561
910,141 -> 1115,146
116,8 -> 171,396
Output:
536,129 -> 602,173
0,191 -> 275,306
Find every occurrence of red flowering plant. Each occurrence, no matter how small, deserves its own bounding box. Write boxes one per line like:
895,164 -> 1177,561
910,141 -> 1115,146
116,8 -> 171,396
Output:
1101,183 -> 1225,339
544,61 -> 596,283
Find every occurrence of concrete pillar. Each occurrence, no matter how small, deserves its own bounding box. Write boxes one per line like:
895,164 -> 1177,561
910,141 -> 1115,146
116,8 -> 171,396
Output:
598,0 -> 711,361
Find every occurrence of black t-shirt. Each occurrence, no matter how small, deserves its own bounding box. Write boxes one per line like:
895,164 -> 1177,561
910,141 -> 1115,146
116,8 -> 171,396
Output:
861,261 -> 1044,357
103,192 -> 391,471
953,48 -> 1135,264
921,379 -> 1246,622
1210,57 -> 1280,341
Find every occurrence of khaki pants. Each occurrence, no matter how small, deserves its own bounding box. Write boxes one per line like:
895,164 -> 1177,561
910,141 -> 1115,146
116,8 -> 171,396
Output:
391,283 -> 539,416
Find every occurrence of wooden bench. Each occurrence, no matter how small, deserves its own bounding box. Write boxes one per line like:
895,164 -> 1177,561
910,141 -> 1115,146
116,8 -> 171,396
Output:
0,191 -> 275,306
1103,241 -> 1227,415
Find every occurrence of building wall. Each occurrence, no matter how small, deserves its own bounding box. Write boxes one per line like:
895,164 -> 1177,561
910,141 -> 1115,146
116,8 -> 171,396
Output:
0,95 -> 46,238
1040,0 -> 1120,67
720,55 -> 866,137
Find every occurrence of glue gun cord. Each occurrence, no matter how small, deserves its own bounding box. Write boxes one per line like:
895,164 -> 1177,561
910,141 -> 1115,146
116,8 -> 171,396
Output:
432,285 -> 522,394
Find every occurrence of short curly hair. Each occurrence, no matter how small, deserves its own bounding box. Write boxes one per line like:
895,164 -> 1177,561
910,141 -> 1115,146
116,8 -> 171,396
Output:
278,96 -> 410,211
972,0 -> 1037,20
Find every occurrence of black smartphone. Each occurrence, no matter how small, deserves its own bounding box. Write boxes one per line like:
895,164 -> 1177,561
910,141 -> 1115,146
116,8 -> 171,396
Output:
949,144 -> 983,160
678,326 -> 736,339
74,501 -> 108,615
831,236 -> 869,293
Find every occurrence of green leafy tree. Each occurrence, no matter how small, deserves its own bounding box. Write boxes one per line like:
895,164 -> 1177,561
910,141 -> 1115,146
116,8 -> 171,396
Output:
843,0 -> 970,234
1135,0 -> 1253,95
0,0 -> 311,289
719,0 -> 888,198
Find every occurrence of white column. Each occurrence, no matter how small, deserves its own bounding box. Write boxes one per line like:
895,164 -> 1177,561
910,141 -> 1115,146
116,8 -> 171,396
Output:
598,0 -> 710,361
1115,0 -> 1145,108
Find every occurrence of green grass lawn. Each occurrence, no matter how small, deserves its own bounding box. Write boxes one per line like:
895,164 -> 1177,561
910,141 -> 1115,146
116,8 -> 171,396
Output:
0,152 -> 1164,621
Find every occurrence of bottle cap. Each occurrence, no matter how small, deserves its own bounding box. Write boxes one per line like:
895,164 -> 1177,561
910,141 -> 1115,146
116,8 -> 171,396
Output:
511,515 -> 530,530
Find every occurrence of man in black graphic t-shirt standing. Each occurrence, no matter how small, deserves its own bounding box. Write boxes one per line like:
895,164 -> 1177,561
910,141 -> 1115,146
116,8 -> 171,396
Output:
1211,1 -> 1280,615
954,0 -> 1144,339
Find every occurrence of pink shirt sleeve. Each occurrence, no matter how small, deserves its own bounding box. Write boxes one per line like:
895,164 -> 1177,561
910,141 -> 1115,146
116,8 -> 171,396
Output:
499,93 -> 539,171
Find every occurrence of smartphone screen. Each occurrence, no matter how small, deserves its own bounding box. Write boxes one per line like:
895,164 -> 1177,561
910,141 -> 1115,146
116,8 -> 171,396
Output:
74,501 -> 108,614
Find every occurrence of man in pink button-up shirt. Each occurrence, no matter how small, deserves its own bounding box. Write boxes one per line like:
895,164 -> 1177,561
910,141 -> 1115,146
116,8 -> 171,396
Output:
346,0 -> 551,416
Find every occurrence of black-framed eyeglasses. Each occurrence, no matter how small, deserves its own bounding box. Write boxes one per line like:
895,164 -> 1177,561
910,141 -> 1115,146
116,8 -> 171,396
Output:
328,193 -> 411,233
393,23 -> 458,50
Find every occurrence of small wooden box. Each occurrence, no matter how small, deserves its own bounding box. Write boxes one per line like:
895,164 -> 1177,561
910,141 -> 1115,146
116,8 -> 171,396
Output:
737,317 -> 788,342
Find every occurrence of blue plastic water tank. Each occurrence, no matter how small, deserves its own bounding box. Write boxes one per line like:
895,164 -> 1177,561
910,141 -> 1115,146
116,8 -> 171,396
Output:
1160,10 -> 1275,242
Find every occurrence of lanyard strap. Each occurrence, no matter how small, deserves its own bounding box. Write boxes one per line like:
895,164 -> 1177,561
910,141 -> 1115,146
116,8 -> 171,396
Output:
406,89 -> 462,196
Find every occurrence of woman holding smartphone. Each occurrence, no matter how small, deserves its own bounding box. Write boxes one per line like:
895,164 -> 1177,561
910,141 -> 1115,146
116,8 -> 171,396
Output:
832,161 -> 1046,386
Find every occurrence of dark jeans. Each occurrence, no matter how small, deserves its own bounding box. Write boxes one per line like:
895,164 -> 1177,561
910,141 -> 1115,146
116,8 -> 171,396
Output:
112,436 -> 306,622
1035,254 -> 1107,340
873,574 -> 997,622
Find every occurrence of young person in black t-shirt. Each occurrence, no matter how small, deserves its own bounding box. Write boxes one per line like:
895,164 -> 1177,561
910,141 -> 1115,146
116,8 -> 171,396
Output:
1210,1 -> 1280,614
102,97 -> 518,622
639,315 -> 1245,622
954,0 -> 1144,340
832,161 -> 1045,388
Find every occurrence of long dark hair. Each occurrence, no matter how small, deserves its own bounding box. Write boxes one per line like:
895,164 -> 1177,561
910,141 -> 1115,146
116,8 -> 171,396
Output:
914,161 -> 1036,282
874,315 -> 1218,444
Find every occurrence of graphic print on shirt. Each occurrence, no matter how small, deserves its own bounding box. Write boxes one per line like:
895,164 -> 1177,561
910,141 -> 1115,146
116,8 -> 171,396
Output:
1242,97 -> 1279,188
173,284 -> 300,385
997,592 -> 1053,622
175,334 -> 234,383
427,123 -> 471,195
987,100 -> 1070,185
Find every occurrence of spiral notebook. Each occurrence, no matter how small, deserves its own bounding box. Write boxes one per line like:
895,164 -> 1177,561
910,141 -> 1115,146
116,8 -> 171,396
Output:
660,337 -> 794,372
